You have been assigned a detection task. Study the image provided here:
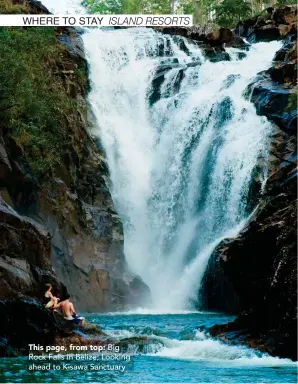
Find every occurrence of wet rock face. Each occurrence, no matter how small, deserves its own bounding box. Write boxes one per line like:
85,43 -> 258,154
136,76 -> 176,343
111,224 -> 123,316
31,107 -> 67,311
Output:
235,5 -> 297,42
250,79 -> 296,132
249,34 -> 297,190
0,2 -> 149,312
208,177 -> 297,361
202,5 -> 297,361
153,25 -> 246,65
204,165 -> 297,360
249,36 -> 297,134
155,25 -> 238,47
0,126 -> 39,216
148,31 -> 234,106
0,203 -> 67,301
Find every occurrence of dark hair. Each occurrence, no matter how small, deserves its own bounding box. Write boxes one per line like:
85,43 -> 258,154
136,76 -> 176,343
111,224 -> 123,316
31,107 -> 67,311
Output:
66,294 -> 71,299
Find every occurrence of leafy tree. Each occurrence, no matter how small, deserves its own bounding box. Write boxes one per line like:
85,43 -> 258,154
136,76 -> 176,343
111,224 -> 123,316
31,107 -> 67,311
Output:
178,0 -> 296,27
82,0 -> 123,13
276,0 -> 296,4
82,0 -> 171,14
179,0 -> 218,23
214,0 -> 251,26
82,0 -> 297,25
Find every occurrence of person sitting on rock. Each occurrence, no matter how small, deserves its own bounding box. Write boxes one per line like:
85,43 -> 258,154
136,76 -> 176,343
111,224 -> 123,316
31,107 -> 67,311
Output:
44,283 -> 60,310
56,294 -> 86,326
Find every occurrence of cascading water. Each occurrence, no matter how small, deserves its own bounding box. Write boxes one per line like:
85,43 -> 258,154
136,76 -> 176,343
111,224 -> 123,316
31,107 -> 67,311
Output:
83,28 -> 280,310
42,0 -> 280,311
2,3 -> 293,381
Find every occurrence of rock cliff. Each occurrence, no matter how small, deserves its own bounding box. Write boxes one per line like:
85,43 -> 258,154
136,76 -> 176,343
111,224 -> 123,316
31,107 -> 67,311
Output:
0,203 -> 67,301
201,5 -> 297,361
0,0 -> 149,312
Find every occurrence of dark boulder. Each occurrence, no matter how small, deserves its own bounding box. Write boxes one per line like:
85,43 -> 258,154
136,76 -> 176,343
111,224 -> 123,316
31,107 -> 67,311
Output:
149,62 -> 186,104
200,250 -> 240,314
0,298 -> 74,356
171,35 -> 190,55
273,40 -> 294,60
268,61 -> 297,85
203,47 -> 231,62
272,4 -> 298,26
270,38 -> 297,85
27,0 -> 50,14
0,298 -> 106,357
249,36 -> 297,134
249,78 -> 297,133
155,25 -> 237,47
235,5 -> 298,42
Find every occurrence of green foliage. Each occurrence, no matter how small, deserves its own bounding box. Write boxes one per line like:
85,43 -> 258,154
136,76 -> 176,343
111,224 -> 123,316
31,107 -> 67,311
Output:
178,0 -> 296,27
214,0 -> 251,27
82,0 -> 123,14
277,0 -> 296,4
0,0 -> 28,13
179,0 -> 216,23
82,0 -> 298,23
82,0 -> 171,14
0,27 -> 77,179
82,0 -> 297,24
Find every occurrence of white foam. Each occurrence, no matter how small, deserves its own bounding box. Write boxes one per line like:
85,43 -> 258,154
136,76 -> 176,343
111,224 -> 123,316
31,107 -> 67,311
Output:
104,329 -> 136,338
104,308 -> 212,315
150,331 -> 297,366
103,327 -> 296,366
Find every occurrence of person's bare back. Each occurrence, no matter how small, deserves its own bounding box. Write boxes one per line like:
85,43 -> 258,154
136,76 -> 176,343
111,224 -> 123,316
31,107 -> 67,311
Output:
59,300 -> 75,318
57,295 -> 85,326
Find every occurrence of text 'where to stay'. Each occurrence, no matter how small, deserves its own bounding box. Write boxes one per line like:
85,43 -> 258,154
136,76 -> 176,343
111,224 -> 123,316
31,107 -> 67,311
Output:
0,15 -> 193,27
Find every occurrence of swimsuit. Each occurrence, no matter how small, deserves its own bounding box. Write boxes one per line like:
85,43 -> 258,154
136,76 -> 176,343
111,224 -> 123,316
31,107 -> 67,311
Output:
64,314 -> 83,325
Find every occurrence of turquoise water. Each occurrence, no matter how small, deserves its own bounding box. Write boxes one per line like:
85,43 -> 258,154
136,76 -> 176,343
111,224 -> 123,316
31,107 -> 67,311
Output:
0,312 -> 297,383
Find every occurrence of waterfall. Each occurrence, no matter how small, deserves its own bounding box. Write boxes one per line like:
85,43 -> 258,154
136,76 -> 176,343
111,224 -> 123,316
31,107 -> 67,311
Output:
41,0 -> 281,309
82,28 -> 280,310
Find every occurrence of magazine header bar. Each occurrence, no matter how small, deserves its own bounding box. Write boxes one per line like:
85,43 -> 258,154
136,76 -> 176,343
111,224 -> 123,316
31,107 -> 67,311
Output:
0,15 -> 193,27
